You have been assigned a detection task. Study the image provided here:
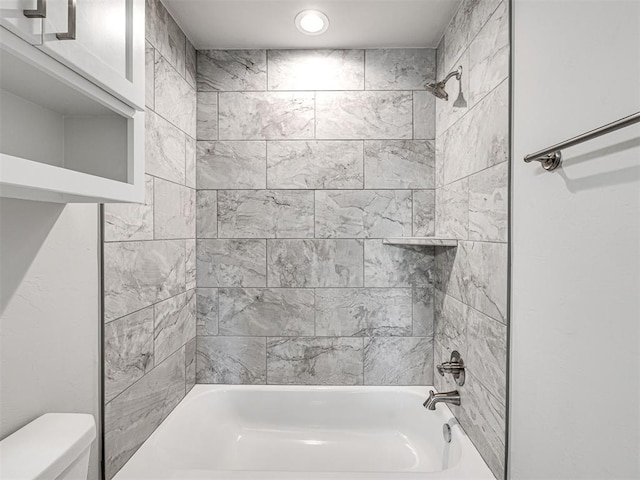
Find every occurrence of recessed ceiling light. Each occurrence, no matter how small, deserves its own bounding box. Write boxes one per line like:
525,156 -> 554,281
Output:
295,10 -> 329,35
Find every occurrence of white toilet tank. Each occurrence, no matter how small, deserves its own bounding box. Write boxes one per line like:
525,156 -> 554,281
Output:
0,413 -> 96,480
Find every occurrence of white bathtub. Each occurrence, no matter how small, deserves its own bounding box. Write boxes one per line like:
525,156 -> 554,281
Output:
114,385 -> 495,480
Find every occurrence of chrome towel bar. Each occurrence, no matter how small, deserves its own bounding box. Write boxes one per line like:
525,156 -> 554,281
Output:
524,111 -> 640,171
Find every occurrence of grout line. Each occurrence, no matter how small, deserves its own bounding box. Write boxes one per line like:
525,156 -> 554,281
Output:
195,187 -> 437,192
265,50 -> 269,91
152,177 -> 157,239
436,158 -> 510,190
363,50 -> 367,90
146,174 -> 195,191
412,90 -> 415,140
436,76 -> 509,141
216,92 -> 220,140
106,335 -> 188,406
192,88 -> 435,94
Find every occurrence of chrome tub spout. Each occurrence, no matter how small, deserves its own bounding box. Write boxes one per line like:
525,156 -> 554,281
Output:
423,390 -> 461,411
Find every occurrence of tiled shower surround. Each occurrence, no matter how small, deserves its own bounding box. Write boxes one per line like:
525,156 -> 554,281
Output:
102,0 -> 509,478
102,0 -> 196,477
433,0 -> 509,478
194,48 -> 438,387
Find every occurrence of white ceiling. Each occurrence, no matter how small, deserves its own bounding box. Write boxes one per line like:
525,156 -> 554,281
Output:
163,0 -> 462,50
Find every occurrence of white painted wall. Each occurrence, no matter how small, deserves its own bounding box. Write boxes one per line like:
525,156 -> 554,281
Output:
510,1 -> 640,478
0,200 -> 101,480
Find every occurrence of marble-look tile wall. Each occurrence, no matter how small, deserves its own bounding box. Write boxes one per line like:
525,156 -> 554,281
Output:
195,48 -> 437,388
433,0 -> 509,478
102,1 -> 196,478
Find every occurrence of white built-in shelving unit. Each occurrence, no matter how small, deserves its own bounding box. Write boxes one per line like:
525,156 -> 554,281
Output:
0,0 -> 145,203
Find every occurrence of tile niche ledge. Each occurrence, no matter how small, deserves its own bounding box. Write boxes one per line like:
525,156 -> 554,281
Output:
382,237 -> 459,247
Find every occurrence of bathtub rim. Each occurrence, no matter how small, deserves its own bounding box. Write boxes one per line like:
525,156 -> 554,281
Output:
113,384 -> 496,480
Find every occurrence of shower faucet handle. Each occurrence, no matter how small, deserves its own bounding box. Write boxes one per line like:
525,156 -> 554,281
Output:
436,351 -> 465,386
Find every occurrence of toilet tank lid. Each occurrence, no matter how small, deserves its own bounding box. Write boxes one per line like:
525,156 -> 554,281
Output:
0,413 -> 96,480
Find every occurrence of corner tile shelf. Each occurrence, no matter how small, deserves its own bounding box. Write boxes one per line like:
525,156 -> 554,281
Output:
382,237 -> 459,247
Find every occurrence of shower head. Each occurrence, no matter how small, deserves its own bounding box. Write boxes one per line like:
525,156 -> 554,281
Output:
425,65 -> 463,101
425,81 -> 450,100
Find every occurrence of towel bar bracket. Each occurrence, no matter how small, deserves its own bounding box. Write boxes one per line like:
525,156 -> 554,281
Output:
525,151 -> 562,171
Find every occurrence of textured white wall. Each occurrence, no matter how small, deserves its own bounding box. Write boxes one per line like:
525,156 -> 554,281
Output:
0,200 -> 101,480
510,1 -> 640,478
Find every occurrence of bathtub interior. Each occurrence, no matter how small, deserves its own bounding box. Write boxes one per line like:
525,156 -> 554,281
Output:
129,386 -> 464,475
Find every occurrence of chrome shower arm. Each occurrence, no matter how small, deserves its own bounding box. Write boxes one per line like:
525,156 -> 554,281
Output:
441,66 -> 462,84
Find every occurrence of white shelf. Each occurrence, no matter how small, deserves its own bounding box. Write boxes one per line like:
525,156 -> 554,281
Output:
0,154 -> 144,203
383,237 -> 459,247
0,27 -> 144,204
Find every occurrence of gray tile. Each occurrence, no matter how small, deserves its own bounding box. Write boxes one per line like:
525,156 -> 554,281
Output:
413,190 -> 435,237
104,307 -> 154,403
145,0 -> 185,75
197,92 -> 218,141
145,41 -> 155,110
315,288 -> 412,336
154,178 -> 195,239
435,132 -> 445,188
440,1 -> 470,73
467,307 -> 507,403
267,141 -> 363,189
434,245 -> 457,292
186,239 -> 196,291
413,285 -> 435,337
197,50 -> 267,91
436,35 -> 445,88
219,288 -> 314,336
196,336 -> 266,384
267,337 -> 363,385
440,80 -> 508,185
146,110 -> 185,184
267,239 -> 364,288
268,50 -> 364,90
196,288 -> 218,336
459,373 -> 506,479
197,141 -> 266,189
364,337 -> 434,385
364,240 -> 434,287
104,240 -> 186,321
469,161 -> 508,242
441,240 -> 508,323
104,346 -> 185,479
218,190 -> 314,238
219,92 -> 314,140
185,337 -> 196,391
316,91 -> 412,140
154,290 -> 196,364
413,91 -> 436,140
197,239 -> 267,287
434,291 -> 468,358
469,1 -> 509,106
436,178 -> 469,240
185,136 -> 196,188
365,49 -> 435,90
364,140 -> 435,189
196,190 -> 217,238
155,55 -> 196,137
441,0 -> 502,75
315,190 -> 412,238
104,176 -> 154,242
185,40 -> 197,89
